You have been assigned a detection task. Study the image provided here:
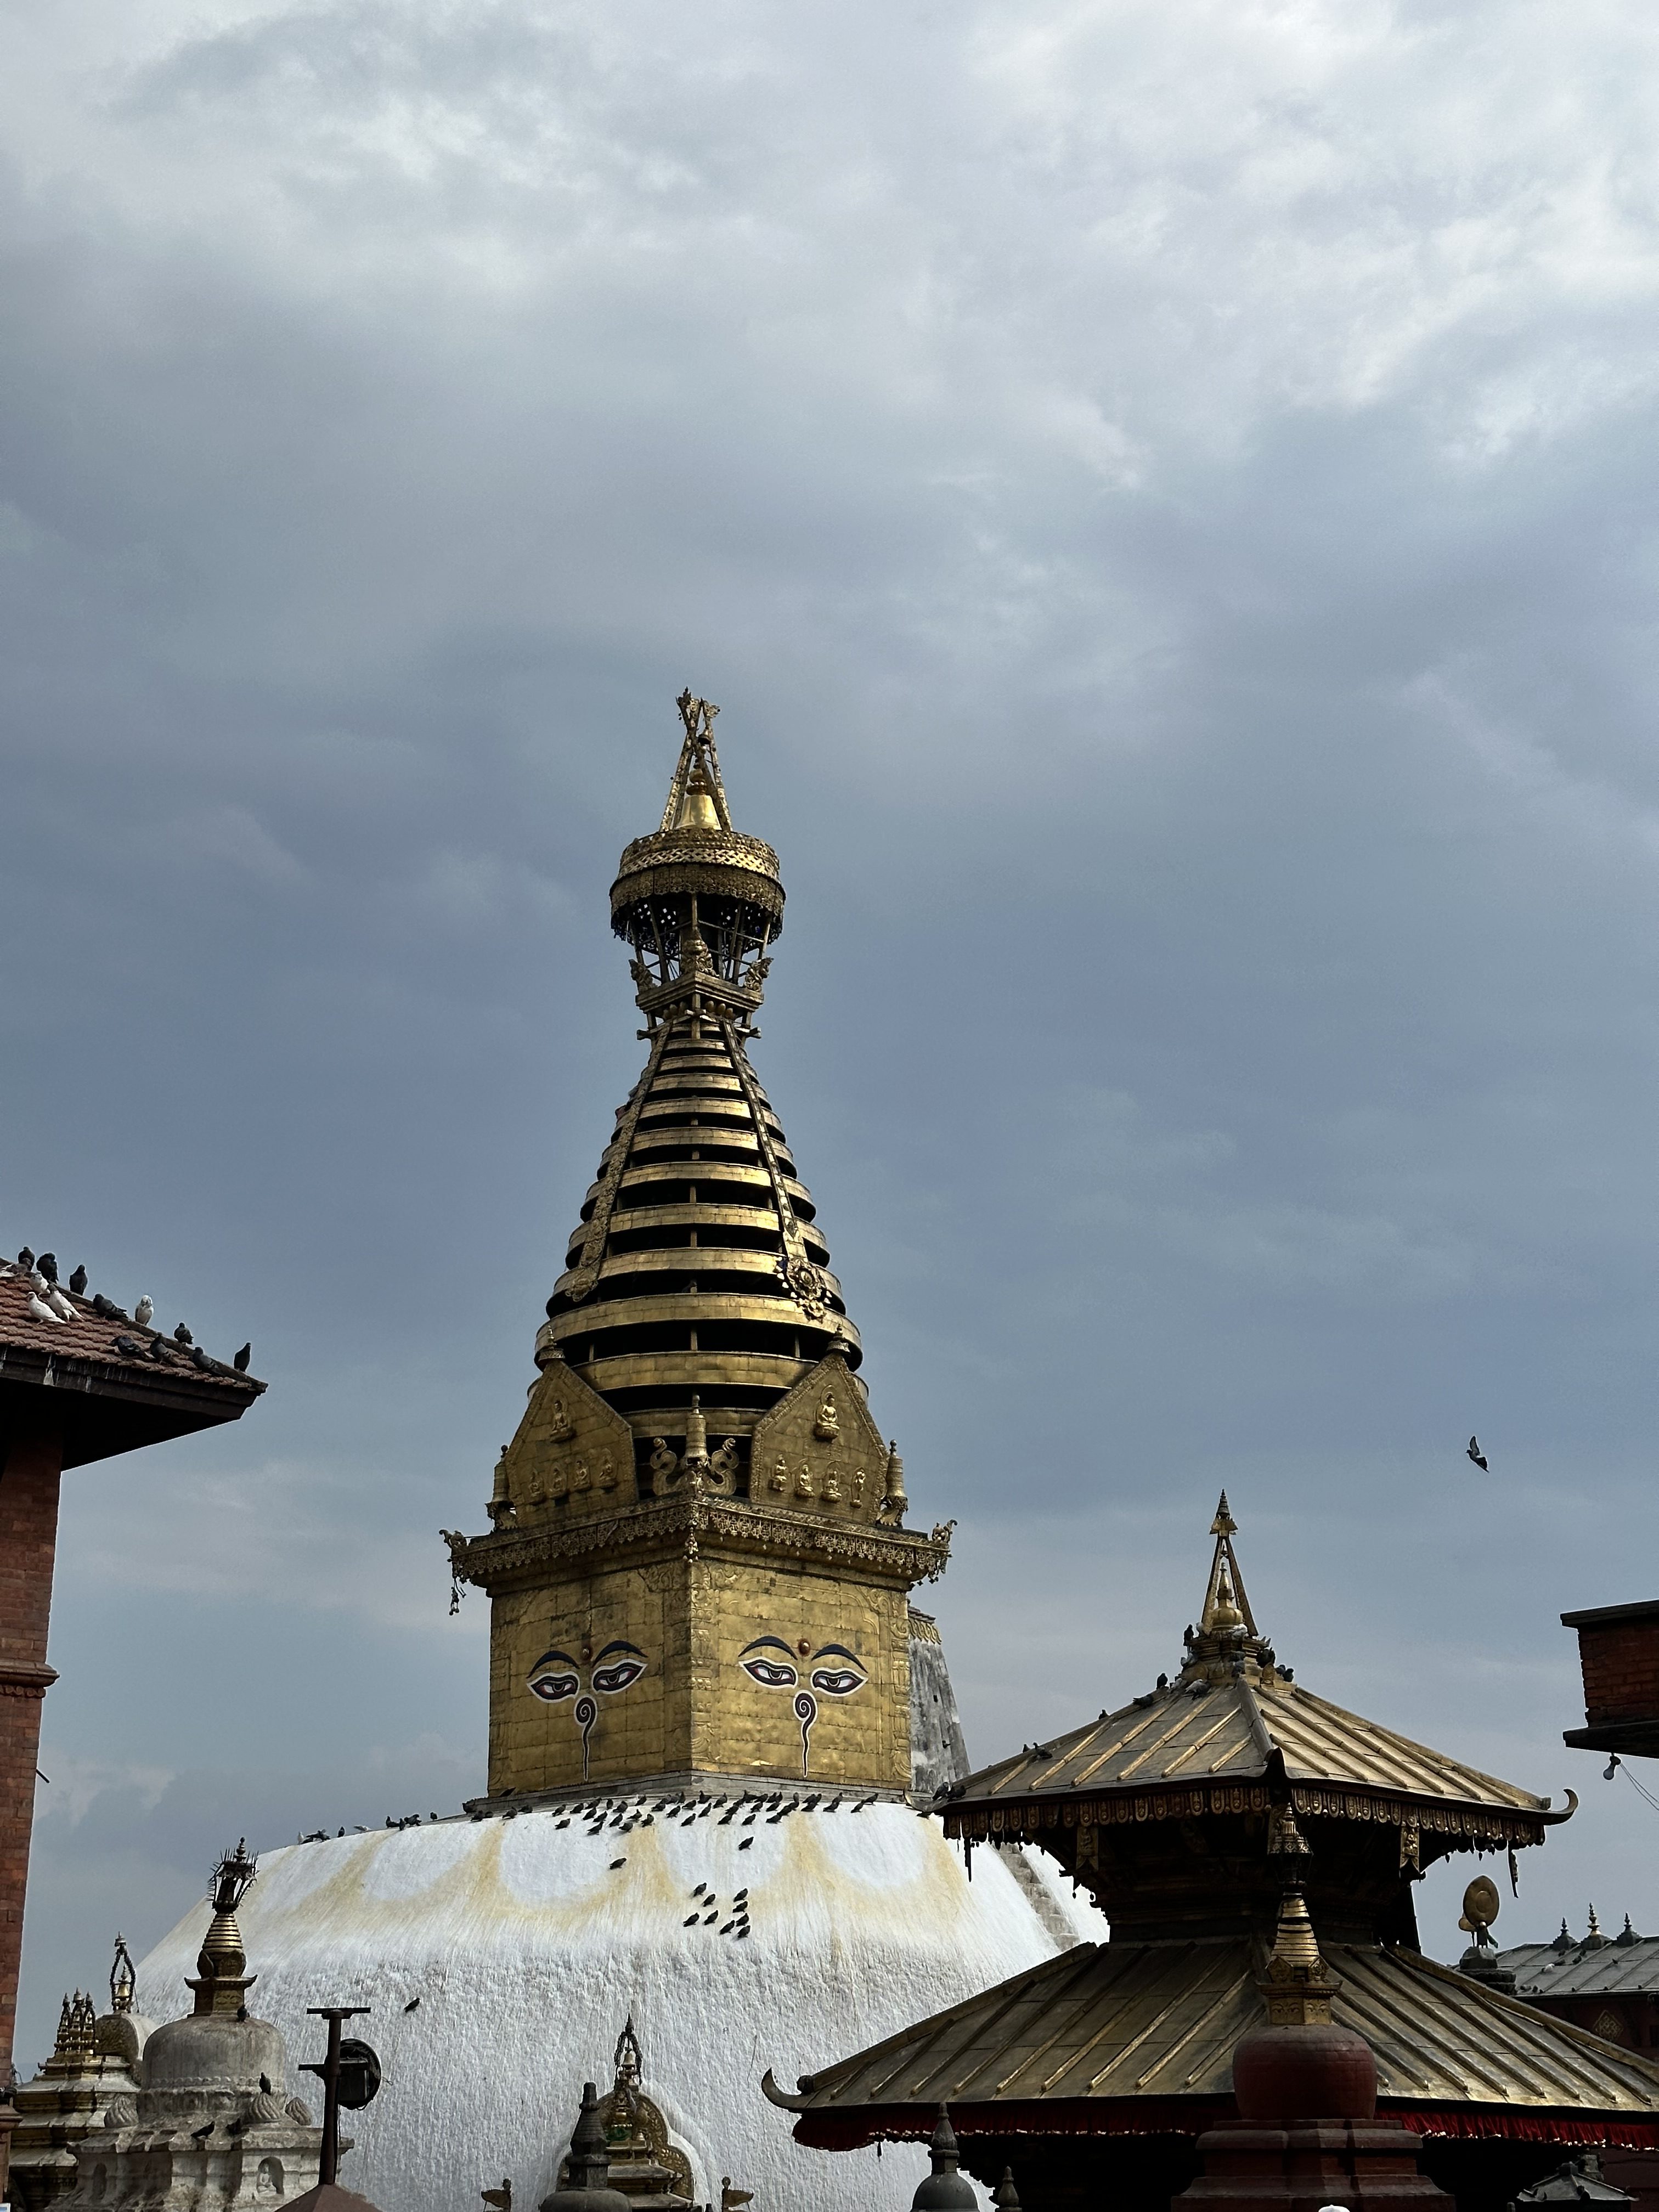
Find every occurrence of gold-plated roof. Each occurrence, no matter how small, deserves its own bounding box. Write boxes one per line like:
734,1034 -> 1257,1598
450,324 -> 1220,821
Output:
945,1498 -> 1567,1849
957,1675 -> 1551,1827
788,1937 -> 1659,2126
545,698 -> 862,1457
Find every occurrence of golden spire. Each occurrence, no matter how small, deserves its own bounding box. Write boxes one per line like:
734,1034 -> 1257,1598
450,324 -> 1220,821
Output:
1257,1884 -> 1336,2027
188,1839 -> 258,2017
1181,1494 -> 1275,1686
660,691 -> 733,834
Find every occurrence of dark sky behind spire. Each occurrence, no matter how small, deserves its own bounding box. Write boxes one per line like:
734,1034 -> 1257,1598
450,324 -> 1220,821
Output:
9,0 -> 1659,2065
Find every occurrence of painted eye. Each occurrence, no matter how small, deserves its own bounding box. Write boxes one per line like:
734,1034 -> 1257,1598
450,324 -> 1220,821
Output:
592,1658 -> 646,1695
809,1668 -> 865,1698
529,1671 -> 580,1703
741,1657 -> 798,1689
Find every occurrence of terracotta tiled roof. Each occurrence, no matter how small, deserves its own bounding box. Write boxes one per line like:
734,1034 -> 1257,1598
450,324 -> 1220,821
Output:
0,1269 -> 264,1464
0,1272 -> 255,1387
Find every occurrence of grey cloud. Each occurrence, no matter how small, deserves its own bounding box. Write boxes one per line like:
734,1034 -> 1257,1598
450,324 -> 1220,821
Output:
9,0 -> 1659,2076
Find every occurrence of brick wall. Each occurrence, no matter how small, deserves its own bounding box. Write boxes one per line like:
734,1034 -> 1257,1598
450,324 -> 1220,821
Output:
1577,1617 -> 1659,1726
0,1431 -> 64,2197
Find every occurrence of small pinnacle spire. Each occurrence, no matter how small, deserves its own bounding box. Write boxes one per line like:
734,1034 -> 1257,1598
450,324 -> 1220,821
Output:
565,2082 -> 613,2193
1211,1491 -> 1237,1538
661,691 -> 732,834
1257,1883 -> 1336,2027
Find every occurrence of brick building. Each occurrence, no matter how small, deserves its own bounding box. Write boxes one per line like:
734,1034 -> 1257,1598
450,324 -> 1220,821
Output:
0,1261 -> 264,2195
1562,1602 -> 1659,1764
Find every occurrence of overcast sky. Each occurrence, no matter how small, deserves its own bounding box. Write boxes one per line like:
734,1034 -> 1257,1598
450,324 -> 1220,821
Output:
9,0 -> 1659,2074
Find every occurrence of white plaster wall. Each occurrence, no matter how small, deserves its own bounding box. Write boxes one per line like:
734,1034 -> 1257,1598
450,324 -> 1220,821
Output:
137,1803 -> 1105,2212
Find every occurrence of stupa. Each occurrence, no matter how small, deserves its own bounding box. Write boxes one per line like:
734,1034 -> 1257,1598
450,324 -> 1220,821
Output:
59,1844 -> 324,2212
784,1500 -> 1659,2212
134,695 -> 1104,2212
7,1942 -> 154,2212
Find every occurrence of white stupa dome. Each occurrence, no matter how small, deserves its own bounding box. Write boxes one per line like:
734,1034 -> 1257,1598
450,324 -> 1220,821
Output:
137,1794 -> 1104,2212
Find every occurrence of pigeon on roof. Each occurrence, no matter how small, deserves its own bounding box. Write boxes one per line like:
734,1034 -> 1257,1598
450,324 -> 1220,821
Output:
69,1265 -> 87,1295
134,1295 -> 153,1328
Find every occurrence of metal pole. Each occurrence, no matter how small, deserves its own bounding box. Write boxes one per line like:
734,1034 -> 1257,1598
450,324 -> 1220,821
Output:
321,2012 -> 342,2186
306,2005 -> 368,2188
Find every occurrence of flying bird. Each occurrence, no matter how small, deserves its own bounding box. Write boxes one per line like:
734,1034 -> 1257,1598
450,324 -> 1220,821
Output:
1467,1436 -> 1489,1472
609,1858 -> 627,1870
481,2184 -> 512,2212
404,1997 -> 421,2012
134,1295 -> 154,1328
69,1265 -> 87,1296
27,1294 -> 61,1325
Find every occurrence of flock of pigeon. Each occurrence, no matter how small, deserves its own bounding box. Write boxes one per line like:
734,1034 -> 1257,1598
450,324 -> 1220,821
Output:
3,1245 -> 252,1379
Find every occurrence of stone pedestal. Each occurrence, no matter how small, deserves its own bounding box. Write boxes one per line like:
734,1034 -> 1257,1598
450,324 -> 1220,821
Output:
1175,2114 -> 1452,2212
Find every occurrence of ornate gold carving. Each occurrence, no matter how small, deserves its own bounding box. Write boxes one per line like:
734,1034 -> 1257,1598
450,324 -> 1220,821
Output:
499,1362 -> 634,1526
564,1022 -> 673,1305
716,1014 -> 828,1317
752,1351 -> 887,1526
650,1438 -> 679,1494
710,1436 -> 740,1492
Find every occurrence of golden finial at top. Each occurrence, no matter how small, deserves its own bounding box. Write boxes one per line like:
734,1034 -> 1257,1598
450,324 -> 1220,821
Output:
661,691 -> 733,834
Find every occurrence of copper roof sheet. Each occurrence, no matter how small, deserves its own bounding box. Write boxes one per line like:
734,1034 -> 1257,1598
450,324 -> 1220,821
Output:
957,1674 -> 1550,1822
793,1939 -> 1659,2123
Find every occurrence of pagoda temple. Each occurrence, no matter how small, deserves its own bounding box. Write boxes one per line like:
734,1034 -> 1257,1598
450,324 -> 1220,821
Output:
132,695 -> 1103,2212
777,1499 -> 1659,2212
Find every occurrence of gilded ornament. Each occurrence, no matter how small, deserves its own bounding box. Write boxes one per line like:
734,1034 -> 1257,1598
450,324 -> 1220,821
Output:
574,1457 -> 591,1492
546,1396 -> 574,1443
814,1392 -> 839,1441
710,1436 -> 740,1489
795,1460 -> 815,1500
599,1452 -> 618,1491
526,1466 -> 545,1505
649,1437 -> 679,1493
851,1469 -> 866,1508
770,1455 -> 788,1493
823,1467 -> 842,1504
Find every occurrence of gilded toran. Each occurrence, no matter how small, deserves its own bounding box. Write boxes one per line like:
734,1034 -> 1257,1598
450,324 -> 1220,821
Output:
447,695 -> 950,1797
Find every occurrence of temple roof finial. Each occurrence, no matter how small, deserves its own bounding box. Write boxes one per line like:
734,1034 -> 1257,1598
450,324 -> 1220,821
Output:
1198,1496 -> 1256,1640
663,691 -> 733,834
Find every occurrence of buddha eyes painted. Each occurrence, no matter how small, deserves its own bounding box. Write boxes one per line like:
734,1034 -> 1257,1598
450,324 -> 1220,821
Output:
527,1640 -> 648,1778
529,1653 -> 582,1704
737,1637 -> 866,1775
